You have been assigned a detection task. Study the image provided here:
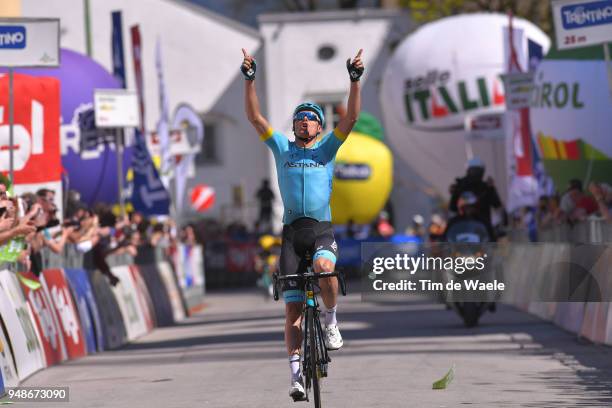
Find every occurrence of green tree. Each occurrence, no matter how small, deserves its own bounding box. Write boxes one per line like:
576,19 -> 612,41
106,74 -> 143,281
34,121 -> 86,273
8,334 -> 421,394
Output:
400,0 -> 553,38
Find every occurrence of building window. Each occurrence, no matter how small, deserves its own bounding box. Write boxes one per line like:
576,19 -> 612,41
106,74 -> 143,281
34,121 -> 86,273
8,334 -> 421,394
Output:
314,100 -> 343,133
196,122 -> 220,165
317,45 -> 336,61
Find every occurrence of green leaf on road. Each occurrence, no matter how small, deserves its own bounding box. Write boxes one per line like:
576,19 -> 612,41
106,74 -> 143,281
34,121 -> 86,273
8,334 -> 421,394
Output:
432,364 -> 455,390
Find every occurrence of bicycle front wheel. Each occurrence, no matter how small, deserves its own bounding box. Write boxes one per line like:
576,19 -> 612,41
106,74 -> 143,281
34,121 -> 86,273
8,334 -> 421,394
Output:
306,307 -> 322,408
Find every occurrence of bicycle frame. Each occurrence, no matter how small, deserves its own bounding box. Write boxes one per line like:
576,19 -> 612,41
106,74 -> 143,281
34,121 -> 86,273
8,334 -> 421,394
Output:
302,270 -> 330,380
273,267 -> 346,406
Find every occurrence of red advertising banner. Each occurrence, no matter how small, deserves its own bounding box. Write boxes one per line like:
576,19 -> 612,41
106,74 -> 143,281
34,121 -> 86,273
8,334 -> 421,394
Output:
226,242 -> 257,273
41,269 -> 87,359
0,74 -> 61,184
17,272 -> 66,366
515,108 -> 535,177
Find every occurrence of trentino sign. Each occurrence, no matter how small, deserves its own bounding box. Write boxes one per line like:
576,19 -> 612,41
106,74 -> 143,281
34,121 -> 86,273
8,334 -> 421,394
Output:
0,26 -> 26,49
553,0 -> 612,49
0,18 -> 59,67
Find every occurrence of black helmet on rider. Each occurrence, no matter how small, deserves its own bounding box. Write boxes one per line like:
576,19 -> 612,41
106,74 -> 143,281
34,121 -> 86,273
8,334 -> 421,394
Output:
466,157 -> 485,181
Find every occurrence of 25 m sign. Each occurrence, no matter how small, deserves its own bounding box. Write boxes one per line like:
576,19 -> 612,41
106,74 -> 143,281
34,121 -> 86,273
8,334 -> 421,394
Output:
553,0 -> 612,49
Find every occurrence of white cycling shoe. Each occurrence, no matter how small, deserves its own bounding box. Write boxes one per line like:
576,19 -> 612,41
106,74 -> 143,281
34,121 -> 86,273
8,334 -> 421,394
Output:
289,379 -> 305,400
324,324 -> 343,350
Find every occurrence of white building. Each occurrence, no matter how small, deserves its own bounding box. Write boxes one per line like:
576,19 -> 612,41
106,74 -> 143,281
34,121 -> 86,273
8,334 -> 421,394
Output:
17,1 -> 424,229
258,8 -> 423,230
20,0 -> 268,223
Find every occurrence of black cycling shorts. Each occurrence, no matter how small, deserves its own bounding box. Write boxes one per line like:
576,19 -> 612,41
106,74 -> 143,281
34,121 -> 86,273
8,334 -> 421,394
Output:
279,217 -> 338,303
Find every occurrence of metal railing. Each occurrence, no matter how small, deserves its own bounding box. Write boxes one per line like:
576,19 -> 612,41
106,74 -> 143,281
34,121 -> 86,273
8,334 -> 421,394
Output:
510,217 -> 612,244
1,243 -> 137,275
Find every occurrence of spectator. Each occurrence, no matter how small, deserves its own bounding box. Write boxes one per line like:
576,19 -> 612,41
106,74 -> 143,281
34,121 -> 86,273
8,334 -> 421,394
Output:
536,196 -> 550,226
449,157 -> 502,225
0,183 -> 197,285
444,191 -> 496,243
0,197 -> 35,247
68,209 -> 102,254
405,214 -> 425,239
535,162 -> 555,199
65,189 -> 84,219
345,219 -> 356,239
560,179 -> 598,223
150,222 -> 171,247
130,211 -> 150,239
374,211 -> 394,238
589,181 -> 612,222
428,214 -> 446,242
181,224 -> 197,245
34,189 -> 73,255
42,226 -> 75,255
36,188 -> 58,224
255,179 -> 275,229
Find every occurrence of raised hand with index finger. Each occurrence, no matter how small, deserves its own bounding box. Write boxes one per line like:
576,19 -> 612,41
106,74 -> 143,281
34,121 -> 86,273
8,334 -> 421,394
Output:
346,49 -> 364,82
241,48 -> 257,81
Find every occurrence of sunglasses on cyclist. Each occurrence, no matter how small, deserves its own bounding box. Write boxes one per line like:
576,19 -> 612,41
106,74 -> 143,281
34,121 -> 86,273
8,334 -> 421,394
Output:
293,111 -> 320,122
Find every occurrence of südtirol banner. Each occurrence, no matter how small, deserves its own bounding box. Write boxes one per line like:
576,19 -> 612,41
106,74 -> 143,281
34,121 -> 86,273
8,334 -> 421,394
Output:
380,13 -> 550,200
530,57 -> 612,188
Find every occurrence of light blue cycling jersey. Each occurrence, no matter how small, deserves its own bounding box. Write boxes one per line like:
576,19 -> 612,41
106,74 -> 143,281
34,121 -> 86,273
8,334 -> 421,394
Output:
261,127 -> 347,224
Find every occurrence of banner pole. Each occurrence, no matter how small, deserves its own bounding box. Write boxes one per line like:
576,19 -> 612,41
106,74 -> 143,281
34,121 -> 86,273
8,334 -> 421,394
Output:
116,128 -> 126,219
604,43 -> 612,104
8,68 -> 14,188
174,162 -> 180,228
83,0 -> 93,57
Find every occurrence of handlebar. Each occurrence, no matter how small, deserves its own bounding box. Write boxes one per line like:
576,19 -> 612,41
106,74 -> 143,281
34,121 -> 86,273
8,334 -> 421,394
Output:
275,271 -> 340,280
273,270 -> 347,301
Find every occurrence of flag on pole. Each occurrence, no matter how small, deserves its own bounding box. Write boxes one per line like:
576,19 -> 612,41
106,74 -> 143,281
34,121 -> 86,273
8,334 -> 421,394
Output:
130,25 -> 146,133
131,129 -> 170,215
527,39 -> 543,72
504,14 -> 539,212
172,104 -> 204,215
155,38 -> 173,190
111,11 -> 126,89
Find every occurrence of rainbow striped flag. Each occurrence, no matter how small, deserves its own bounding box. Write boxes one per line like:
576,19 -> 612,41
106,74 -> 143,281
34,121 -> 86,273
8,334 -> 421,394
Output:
537,133 -> 608,160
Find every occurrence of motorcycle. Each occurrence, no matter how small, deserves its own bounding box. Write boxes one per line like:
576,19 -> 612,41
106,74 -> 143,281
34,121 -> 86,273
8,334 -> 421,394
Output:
442,214 -> 497,328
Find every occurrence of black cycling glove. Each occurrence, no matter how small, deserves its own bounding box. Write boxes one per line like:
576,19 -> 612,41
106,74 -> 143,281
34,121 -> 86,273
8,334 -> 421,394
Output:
241,59 -> 256,81
346,58 -> 364,82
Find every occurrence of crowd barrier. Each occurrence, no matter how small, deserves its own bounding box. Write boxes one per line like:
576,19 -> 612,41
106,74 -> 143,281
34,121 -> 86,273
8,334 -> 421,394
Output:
203,235 -> 420,287
0,243 -> 205,396
204,240 -> 258,288
507,218 -> 612,347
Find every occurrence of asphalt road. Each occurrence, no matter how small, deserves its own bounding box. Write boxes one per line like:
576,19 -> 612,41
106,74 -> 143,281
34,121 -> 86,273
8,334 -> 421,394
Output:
12,286 -> 612,408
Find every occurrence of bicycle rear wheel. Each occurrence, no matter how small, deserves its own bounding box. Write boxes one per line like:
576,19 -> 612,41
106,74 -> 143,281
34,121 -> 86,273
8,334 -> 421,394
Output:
306,307 -> 322,408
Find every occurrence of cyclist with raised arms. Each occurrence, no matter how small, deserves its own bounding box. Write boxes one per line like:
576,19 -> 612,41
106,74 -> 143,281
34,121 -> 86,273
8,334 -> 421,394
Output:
242,47 -> 364,400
